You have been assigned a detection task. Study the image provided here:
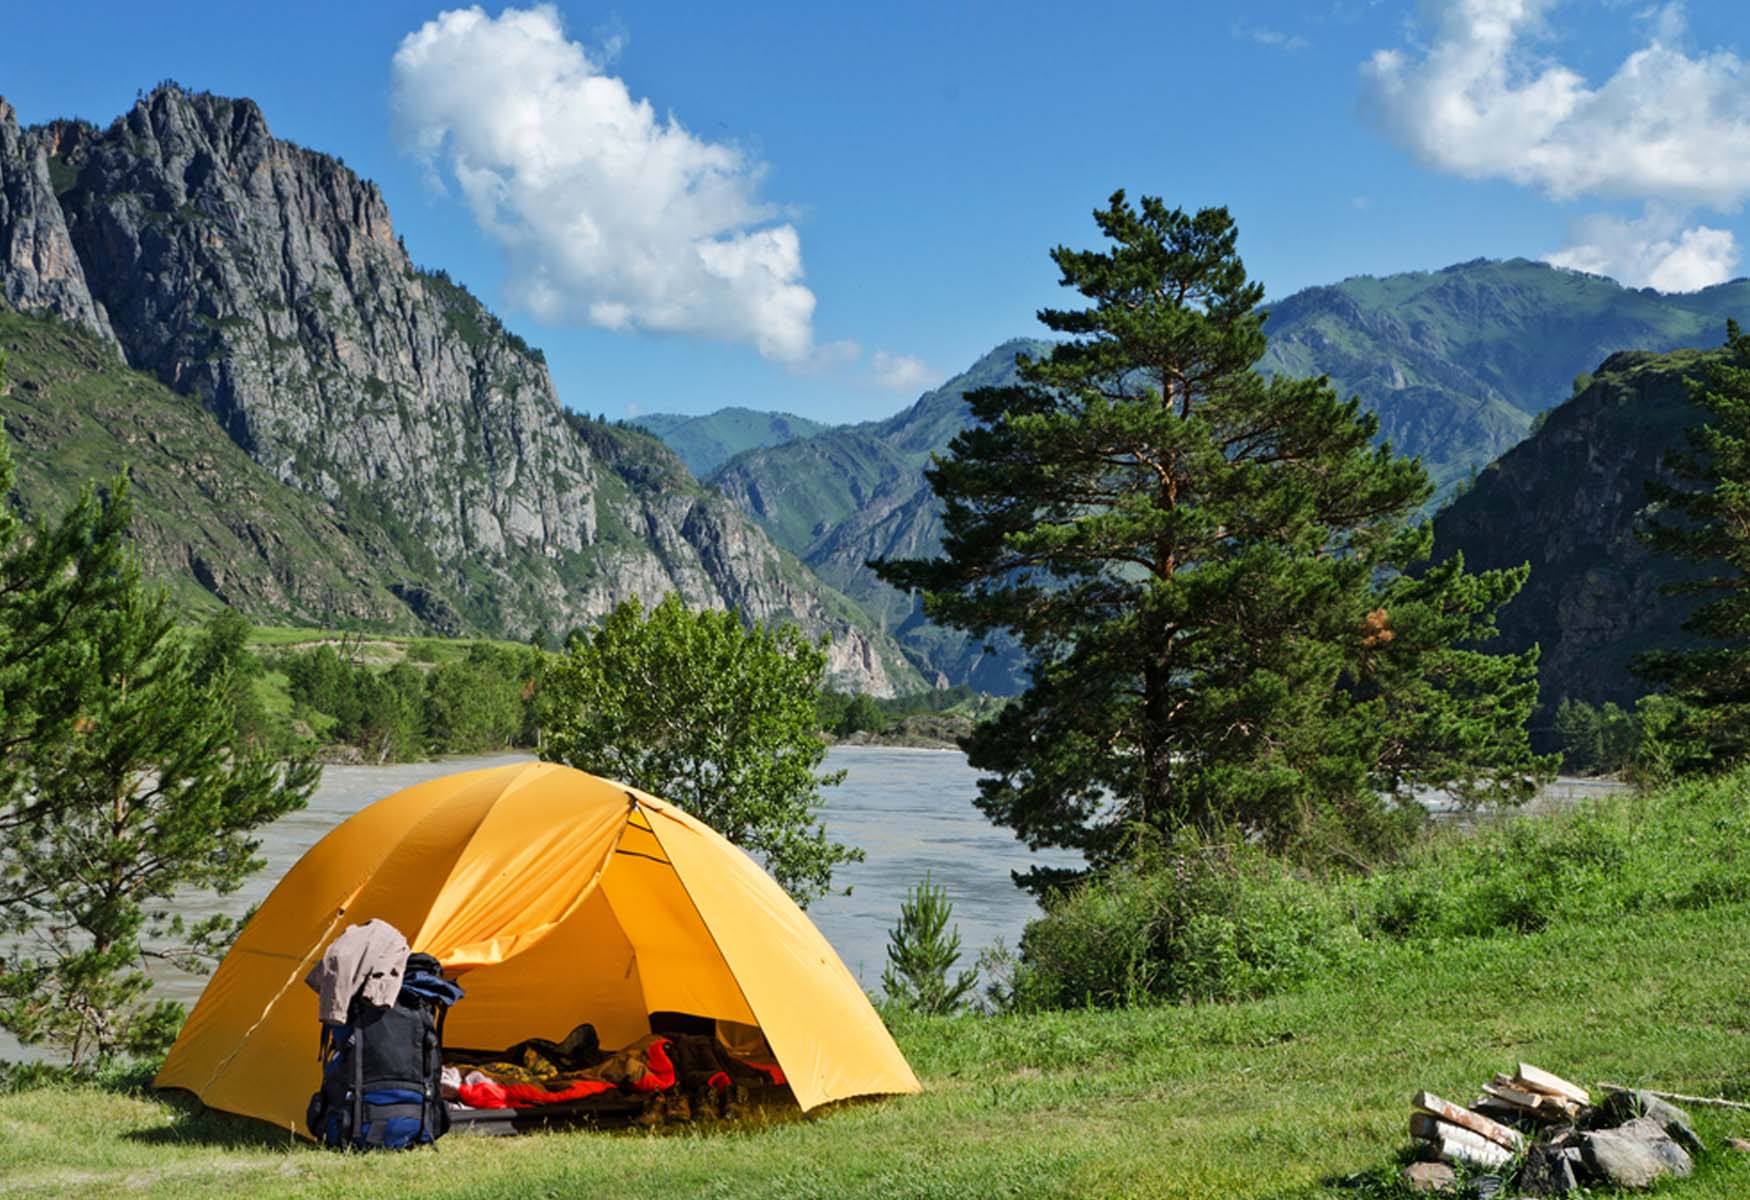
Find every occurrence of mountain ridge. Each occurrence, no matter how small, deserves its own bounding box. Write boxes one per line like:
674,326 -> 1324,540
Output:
0,84 -> 919,695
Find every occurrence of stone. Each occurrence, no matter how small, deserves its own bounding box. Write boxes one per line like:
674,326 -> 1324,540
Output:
1517,1144 -> 1578,1196
1401,1161 -> 1458,1193
1598,1088 -> 1705,1155
1580,1116 -> 1693,1189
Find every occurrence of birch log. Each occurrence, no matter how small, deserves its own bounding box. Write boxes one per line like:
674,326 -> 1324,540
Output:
1408,1115 -> 1515,1168
1413,1091 -> 1526,1151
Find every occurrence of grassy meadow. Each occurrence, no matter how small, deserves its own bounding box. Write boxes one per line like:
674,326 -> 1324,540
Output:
6,775 -> 1750,1198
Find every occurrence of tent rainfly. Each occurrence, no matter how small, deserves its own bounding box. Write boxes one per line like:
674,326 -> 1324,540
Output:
155,761 -> 920,1132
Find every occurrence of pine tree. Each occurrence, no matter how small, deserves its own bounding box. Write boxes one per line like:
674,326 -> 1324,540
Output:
1634,321 -> 1750,770
881,874 -> 975,1015
0,380 -> 318,1062
877,192 -> 1550,885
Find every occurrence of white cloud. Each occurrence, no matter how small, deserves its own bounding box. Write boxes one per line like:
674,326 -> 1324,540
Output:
869,351 -> 939,392
1361,0 -> 1750,207
1545,206 -> 1739,291
391,5 -> 817,363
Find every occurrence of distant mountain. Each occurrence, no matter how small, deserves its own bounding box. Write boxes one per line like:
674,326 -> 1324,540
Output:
710,340 -> 1047,692
674,261 -> 1750,693
1430,345 -> 1717,711
1260,257 -> 1750,492
0,86 -> 919,695
628,407 -> 834,478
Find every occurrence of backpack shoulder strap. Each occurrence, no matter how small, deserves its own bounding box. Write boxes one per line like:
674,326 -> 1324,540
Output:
351,1023 -> 365,1147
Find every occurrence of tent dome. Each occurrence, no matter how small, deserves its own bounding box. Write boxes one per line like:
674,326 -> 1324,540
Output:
155,761 -> 919,1131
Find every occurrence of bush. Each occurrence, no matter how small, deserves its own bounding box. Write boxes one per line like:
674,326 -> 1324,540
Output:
1004,768 -> 1750,1012
1009,833 -> 1358,1010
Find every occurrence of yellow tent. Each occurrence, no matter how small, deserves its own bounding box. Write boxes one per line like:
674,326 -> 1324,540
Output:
155,761 -> 920,1132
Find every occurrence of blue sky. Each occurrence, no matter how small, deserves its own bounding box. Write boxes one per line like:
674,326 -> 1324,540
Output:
5,2 -> 1749,423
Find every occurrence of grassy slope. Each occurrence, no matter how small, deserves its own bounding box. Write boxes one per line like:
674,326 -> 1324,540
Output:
0,309 -> 419,629
9,785 -> 1750,1197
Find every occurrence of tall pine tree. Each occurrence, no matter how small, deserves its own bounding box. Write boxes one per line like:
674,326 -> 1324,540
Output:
0,354 -> 318,1062
1634,320 -> 1750,771
877,192 -> 1550,886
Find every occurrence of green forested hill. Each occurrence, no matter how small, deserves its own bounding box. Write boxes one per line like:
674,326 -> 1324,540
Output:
0,308 -> 429,629
1260,257 -> 1750,491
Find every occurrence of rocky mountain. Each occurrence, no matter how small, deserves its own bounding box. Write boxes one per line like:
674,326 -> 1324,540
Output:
629,407 -> 833,478
0,86 -> 917,695
1430,346 -> 1717,711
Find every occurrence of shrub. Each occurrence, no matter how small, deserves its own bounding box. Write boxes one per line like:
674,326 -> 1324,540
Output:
1003,767 -> 1750,1012
1009,833 -> 1357,1010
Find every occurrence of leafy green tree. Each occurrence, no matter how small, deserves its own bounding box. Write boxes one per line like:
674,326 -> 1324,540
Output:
188,608 -> 274,749
1635,321 -> 1750,772
882,873 -> 976,1015
837,693 -> 890,737
423,642 -> 532,753
539,594 -> 857,905
0,429 -> 318,1064
1552,698 -> 1637,776
878,192 -> 1550,885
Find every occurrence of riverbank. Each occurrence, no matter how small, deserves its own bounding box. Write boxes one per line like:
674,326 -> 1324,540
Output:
5,883 -> 1750,1197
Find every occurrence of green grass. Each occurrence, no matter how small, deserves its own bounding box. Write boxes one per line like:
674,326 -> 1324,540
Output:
9,784 -> 1750,1197
245,626 -> 526,659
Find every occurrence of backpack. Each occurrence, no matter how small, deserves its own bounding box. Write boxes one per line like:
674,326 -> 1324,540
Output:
306,952 -> 464,1150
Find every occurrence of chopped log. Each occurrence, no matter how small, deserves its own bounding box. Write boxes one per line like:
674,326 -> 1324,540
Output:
1481,1082 -> 1578,1120
1408,1115 -> 1514,1168
1597,1083 -> 1750,1113
1515,1063 -> 1590,1106
1483,1081 -> 1549,1111
1413,1090 -> 1525,1151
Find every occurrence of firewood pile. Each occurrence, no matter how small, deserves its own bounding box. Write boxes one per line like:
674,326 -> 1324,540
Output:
1404,1063 -> 1706,1195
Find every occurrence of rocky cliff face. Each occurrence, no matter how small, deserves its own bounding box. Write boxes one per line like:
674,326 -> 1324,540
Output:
0,86 -> 913,694
1430,348 -> 1715,710
0,101 -> 116,350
